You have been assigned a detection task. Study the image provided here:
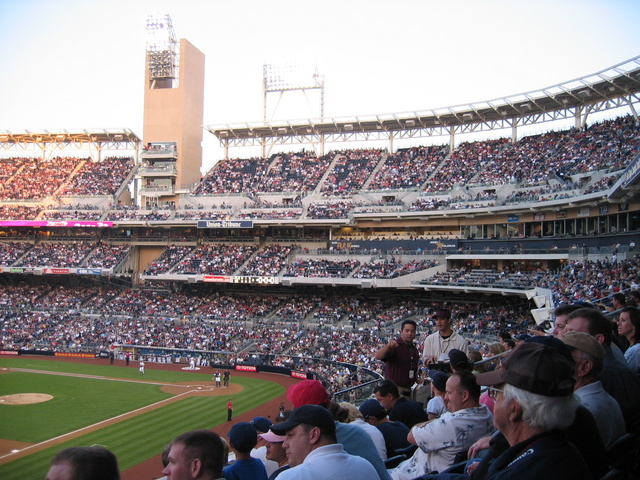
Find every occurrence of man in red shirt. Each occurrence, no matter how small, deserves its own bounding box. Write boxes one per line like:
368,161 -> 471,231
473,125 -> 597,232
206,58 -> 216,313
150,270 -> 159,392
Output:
374,320 -> 420,398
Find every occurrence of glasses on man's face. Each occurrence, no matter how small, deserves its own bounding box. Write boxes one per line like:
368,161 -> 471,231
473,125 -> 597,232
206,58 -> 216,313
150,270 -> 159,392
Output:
487,385 -> 504,400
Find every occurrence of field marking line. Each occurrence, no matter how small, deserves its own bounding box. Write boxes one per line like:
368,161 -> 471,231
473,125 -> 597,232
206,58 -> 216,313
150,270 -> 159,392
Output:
5,367 -> 213,389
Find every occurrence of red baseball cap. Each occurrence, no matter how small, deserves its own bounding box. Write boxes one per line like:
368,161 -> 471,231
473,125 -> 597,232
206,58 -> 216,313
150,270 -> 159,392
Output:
287,379 -> 330,408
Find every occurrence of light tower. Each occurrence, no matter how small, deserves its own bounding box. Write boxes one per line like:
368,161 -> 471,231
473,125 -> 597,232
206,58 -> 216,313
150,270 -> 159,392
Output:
139,14 -> 204,208
145,14 -> 180,89
263,63 -> 325,122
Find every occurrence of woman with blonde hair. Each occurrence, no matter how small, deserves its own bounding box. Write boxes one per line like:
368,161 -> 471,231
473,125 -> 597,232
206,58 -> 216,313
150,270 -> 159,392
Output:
486,342 -> 506,371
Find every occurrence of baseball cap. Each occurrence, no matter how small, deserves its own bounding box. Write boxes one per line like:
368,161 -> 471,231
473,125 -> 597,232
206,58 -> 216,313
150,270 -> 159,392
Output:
259,429 -> 286,443
561,331 -> 605,361
250,416 -> 272,433
572,301 -> 596,309
448,349 -> 469,370
287,379 -> 330,409
432,309 -> 451,319
228,422 -> 258,452
524,335 -> 574,363
476,342 -> 575,397
428,369 -> 448,392
271,404 -> 336,436
358,399 -> 386,418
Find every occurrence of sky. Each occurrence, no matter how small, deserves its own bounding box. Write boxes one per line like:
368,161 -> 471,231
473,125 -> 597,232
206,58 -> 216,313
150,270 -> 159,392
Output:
0,0 -> 639,172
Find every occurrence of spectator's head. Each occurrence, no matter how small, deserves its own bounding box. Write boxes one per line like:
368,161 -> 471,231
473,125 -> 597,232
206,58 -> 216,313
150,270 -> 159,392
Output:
612,293 -> 626,309
503,338 -> 517,350
399,319 -> 417,344
617,306 -> 640,344
373,379 -> 401,410
162,430 -> 226,480
428,369 -> 448,395
566,308 -> 613,346
271,404 -> 337,467
359,399 -> 387,425
448,349 -> 470,372
287,379 -> 330,409
552,304 -> 582,337
498,330 -> 512,342
258,430 -> 287,467
477,342 -> 578,444
561,331 -> 605,385
46,446 -> 120,480
628,289 -> 640,305
445,370 -> 481,412
250,416 -> 272,434
228,422 -> 258,453
328,400 -> 350,423
488,342 -> 506,356
250,416 -> 273,448
469,350 -> 488,374
432,309 -> 452,333
336,401 -> 363,423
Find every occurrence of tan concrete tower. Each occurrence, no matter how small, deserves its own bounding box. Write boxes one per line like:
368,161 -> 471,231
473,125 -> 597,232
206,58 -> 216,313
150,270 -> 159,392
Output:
139,15 -> 204,208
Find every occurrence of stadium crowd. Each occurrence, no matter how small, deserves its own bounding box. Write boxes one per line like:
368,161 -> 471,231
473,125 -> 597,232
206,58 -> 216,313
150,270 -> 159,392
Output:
0,118 -> 636,228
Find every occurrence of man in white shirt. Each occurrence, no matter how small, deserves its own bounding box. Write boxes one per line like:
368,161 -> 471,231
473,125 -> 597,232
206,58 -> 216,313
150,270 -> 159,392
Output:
422,309 -> 469,366
390,371 -> 494,479
271,404 -> 378,480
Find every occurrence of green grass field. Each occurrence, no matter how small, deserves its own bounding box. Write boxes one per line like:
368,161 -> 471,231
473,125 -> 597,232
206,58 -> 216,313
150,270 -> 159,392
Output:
0,357 -> 284,480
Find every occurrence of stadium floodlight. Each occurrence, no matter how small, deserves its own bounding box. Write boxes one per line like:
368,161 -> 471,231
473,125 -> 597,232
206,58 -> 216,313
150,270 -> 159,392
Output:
263,62 -> 325,122
145,14 -> 179,87
263,62 -> 323,92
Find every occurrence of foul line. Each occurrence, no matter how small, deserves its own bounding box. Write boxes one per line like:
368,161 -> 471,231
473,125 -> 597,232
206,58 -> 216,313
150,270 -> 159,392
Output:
4,367 -> 182,387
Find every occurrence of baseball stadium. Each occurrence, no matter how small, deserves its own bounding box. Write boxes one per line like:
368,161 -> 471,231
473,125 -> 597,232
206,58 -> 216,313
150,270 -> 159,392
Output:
1,11 -> 640,480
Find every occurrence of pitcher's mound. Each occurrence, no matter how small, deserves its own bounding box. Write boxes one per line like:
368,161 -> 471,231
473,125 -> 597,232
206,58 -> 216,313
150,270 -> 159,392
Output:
0,393 -> 54,405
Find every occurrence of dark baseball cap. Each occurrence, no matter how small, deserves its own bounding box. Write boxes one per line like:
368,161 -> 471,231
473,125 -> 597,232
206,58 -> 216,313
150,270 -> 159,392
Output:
432,309 -> 451,319
228,422 -> 258,452
250,416 -> 272,433
524,335 -> 574,363
358,399 -> 386,418
428,369 -> 448,392
572,301 -> 596,309
270,404 -> 336,436
448,349 -> 469,370
476,342 -> 575,397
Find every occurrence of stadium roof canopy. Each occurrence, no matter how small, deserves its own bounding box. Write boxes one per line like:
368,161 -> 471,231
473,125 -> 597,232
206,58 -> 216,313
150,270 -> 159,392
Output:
0,129 -> 141,151
205,55 -> 640,156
